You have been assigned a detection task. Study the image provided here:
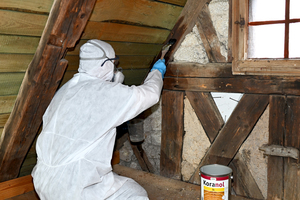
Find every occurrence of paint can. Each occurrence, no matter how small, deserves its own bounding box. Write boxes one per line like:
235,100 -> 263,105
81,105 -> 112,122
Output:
200,164 -> 232,200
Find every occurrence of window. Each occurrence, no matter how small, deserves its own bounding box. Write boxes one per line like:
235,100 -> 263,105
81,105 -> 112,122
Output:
232,0 -> 300,76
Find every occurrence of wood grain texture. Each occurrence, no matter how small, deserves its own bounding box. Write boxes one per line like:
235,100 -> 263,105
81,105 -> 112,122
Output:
196,4 -> 226,62
90,0 -> 183,30
0,114 -> 10,128
0,73 -> 24,96
0,54 -> 33,73
0,175 -> 34,199
185,91 -> 223,142
0,10 -> 47,36
283,96 -> 300,200
189,94 -> 269,184
0,0 -> 53,13
161,90 -> 184,180
0,35 -> 39,54
82,21 -> 170,44
0,96 -> 16,114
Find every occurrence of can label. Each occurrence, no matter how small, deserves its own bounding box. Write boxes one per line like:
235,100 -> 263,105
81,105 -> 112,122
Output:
201,174 -> 229,200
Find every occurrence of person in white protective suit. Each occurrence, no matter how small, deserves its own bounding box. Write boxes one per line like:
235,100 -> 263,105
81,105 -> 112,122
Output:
32,39 -> 166,200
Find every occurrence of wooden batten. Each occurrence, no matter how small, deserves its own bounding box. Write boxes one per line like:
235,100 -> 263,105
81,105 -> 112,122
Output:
161,90 -> 184,180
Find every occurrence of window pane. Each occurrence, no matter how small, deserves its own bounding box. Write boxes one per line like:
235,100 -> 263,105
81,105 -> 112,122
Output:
290,0 -> 300,19
248,24 -> 285,58
289,22 -> 300,58
249,0 -> 285,22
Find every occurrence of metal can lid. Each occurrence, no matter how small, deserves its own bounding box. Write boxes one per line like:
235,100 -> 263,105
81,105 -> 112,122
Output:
200,164 -> 232,177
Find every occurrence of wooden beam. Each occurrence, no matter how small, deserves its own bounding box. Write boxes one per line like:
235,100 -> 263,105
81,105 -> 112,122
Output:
161,90 -> 184,180
189,94 -> 269,184
164,62 -> 300,95
196,4 -> 226,63
185,91 -> 223,142
163,0 -> 212,63
0,175 -> 34,199
283,96 -> 300,199
0,0 -> 96,182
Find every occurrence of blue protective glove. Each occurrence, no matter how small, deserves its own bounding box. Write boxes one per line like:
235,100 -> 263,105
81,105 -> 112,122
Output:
151,59 -> 166,79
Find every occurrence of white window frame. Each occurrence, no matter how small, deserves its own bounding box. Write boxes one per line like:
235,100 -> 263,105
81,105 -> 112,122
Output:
232,0 -> 300,76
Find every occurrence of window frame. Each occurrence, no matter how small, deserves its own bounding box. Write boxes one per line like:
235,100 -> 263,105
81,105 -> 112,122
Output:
232,0 -> 300,76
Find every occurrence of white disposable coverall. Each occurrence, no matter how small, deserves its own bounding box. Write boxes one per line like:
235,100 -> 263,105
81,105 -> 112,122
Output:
32,39 -> 163,200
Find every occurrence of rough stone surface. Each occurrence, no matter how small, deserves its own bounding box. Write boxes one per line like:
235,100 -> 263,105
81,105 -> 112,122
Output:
209,0 -> 229,60
181,97 -> 211,181
174,26 -> 209,64
238,106 -> 269,199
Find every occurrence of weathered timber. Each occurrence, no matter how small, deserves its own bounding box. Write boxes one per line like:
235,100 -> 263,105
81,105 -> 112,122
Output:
160,0 -> 187,6
185,91 -> 223,142
161,90 -> 184,180
227,0 -> 233,62
0,10 -> 47,36
267,95 -> 285,200
0,0 -> 53,14
284,96 -> 300,200
163,0 -> 212,63
90,0 -> 183,30
230,154 -> 264,199
189,94 -> 269,184
260,144 -> 299,160
82,21 -> 170,44
0,54 -> 33,73
196,4 -> 226,63
0,0 -> 96,182
184,92 -> 264,198
0,96 -> 16,114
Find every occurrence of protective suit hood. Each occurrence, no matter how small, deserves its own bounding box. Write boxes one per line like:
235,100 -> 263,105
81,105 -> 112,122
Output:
79,39 -> 115,81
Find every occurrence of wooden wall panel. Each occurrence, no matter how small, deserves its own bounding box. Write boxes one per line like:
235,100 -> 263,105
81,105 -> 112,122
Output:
161,90 -> 184,180
0,114 -> 10,128
0,96 -> 16,114
159,0 -> 187,6
0,73 -> 24,96
0,35 -> 39,54
0,10 -> 47,36
0,0 -> 53,13
83,22 -> 170,44
90,0 -> 183,30
0,54 -> 33,73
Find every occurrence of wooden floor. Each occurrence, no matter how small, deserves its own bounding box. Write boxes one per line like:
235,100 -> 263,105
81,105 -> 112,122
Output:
1,165 -> 255,200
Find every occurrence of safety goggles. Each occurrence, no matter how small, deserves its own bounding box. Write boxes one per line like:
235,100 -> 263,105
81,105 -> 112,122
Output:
80,41 -> 119,67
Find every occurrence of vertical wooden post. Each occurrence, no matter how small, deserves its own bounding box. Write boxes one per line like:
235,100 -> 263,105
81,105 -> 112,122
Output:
267,95 -> 285,200
160,90 -> 184,180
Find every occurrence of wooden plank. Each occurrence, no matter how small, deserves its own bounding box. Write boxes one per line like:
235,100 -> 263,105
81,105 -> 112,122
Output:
185,91 -> 223,142
68,40 -> 162,56
0,35 -> 39,54
66,55 -> 155,71
0,73 -> 24,96
82,21 -> 170,44
0,175 -> 34,199
164,76 -> 300,95
267,95 -> 285,199
6,190 -> 39,200
159,0 -> 187,6
189,94 -> 269,184
90,0 -> 183,30
166,62 -> 233,77
0,54 -> 33,73
196,4 -> 226,62
0,0 -> 96,182
0,10 -> 47,36
227,0 -> 233,62
163,0 -> 212,63
0,0 -> 53,13
0,113 -> 10,128
0,96 -> 16,114
161,90 -> 184,180
283,96 -> 300,200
